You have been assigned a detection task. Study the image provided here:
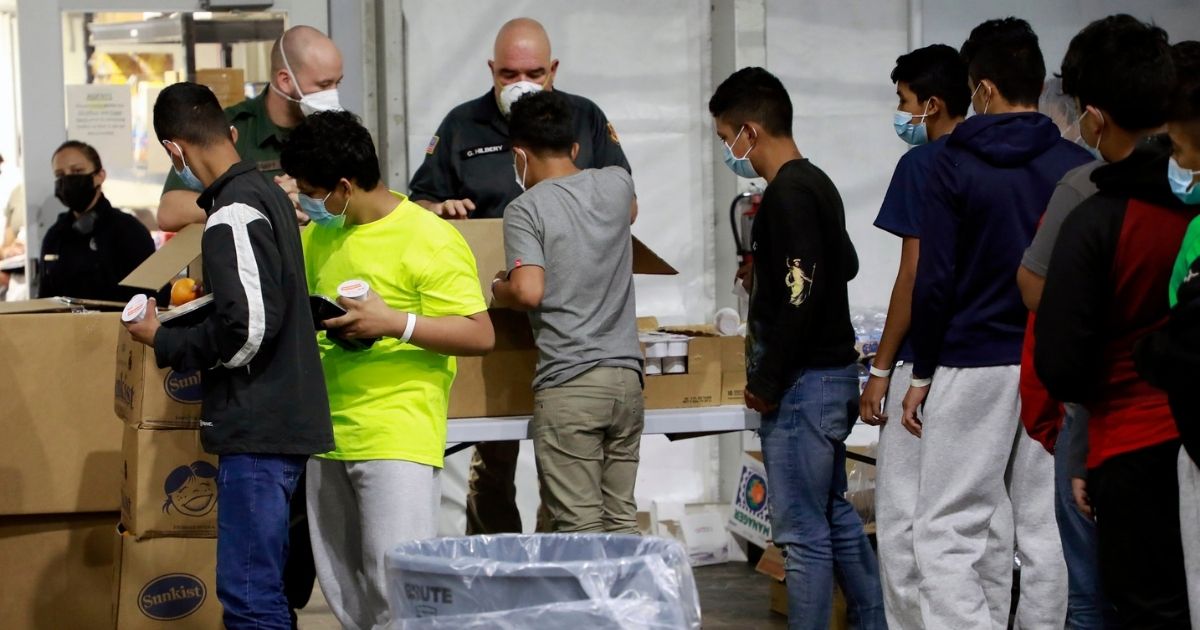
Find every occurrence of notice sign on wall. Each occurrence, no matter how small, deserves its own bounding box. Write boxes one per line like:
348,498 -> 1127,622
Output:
66,84 -> 133,171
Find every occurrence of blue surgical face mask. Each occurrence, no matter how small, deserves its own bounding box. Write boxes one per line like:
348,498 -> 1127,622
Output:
893,102 -> 930,146
723,126 -> 758,179
300,189 -> 349,228
1168,157 -> 1200,205
164,140 -> 204,191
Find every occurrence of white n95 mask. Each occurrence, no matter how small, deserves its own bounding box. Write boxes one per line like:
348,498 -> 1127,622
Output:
272,34 -> 342,116
499,81 -> 544,117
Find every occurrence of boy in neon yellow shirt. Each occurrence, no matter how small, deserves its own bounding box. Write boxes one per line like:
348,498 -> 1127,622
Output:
281,110 -> 494,629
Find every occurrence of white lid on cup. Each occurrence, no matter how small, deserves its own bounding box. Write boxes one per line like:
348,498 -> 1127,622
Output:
337,279 -> 371,300
122,294 -> 148,323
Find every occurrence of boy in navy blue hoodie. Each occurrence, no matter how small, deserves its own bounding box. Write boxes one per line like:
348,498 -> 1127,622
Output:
899,18 -> 1091,628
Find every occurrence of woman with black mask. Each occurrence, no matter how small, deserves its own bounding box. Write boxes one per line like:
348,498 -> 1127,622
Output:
39,140 -> 155,301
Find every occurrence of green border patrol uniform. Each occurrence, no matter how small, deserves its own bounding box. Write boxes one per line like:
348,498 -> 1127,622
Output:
408,89 -> 631,219
162,88 -> 289,194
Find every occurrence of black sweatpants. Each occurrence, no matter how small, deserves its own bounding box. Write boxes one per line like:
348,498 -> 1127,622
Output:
1090,440 -> 1191,629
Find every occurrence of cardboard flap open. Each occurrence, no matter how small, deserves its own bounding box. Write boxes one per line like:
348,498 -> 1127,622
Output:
121,223 -> 204,290
632,236 -> 677,275
0,297 -> 126,314
452,218 -> 678,302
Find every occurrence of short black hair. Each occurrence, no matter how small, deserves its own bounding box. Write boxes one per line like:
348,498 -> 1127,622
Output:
281,110 -> 381,190
1059,15 -> 1173,131
508,90 -> 575,156
53,140 -> 103,172
1171,41 -> 1200,122
891,44 -> 971,118
709,67 -> 793,137
960,17 -> 1046,107
152,82 -> 230,147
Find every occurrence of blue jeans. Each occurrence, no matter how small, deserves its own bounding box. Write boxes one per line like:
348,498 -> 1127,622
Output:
759,365 -> 886,630
1054,410 -> 1116,629
217,453 -> 308,630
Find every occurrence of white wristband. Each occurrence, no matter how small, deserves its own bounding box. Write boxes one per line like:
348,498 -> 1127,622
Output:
400,312 -> 417,343
911,377 -> 932,388
868,365 -> 892,378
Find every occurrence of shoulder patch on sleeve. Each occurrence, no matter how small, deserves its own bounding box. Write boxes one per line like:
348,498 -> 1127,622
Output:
606,122 -> 620,146
425,135 -> 440,155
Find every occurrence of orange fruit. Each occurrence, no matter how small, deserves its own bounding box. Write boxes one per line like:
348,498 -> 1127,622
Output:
171,278 -> 202,306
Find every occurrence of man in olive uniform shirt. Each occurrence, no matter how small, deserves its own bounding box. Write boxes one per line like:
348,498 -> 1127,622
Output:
153,26 -> 343,628
409,18 -> 632,534
156,25 -> 344,231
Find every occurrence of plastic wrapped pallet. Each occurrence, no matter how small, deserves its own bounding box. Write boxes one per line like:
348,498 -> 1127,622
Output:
385,534 -> 701,629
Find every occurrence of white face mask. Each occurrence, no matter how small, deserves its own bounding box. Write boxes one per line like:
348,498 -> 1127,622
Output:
271,34 -> 342,116
513,147 -> 529,191
498,81 -> 544,117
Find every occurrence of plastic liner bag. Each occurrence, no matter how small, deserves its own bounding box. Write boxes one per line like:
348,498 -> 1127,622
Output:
385,533 -> 702,630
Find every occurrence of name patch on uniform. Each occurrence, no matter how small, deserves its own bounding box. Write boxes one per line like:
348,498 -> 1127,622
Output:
461,144 -> 508,160
256,159 -> 281,173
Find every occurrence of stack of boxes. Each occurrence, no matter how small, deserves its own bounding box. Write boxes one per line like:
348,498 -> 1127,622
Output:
0,303 -> 124,628
111,223 -> 223,628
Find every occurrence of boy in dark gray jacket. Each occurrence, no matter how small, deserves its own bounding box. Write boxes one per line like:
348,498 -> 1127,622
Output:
125,82 -> 333,630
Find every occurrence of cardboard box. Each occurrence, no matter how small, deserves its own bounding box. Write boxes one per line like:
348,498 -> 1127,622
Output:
727,451 -> 771,547
195,68 -> 246,109
116,225 -> 205,428
720,335 -> 746,405
650,502 -> 746,567
446,309 -> 539,419
122,427 -> 218,539
446,220 -> 677,419
115,326 -> 203,428
640,324 -> 723,410
0,512 -> 119,629
757,544 -> 847,627
0,309 -> 124,515
112,526 -> 222,628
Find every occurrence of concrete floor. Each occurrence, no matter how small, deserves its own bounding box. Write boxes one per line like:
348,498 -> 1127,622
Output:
297,560 -> 787,629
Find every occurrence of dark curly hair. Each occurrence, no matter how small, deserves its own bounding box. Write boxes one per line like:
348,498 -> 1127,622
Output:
892,44 -> 971,118
509,90 -> 576,156
281,110 -> 382,191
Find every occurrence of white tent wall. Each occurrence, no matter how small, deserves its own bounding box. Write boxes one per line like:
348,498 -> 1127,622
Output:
922,1 -> 1200,70
399,0 -> 723,535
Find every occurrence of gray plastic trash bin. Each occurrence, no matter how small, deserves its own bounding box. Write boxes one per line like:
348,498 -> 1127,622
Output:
384,534 -> 701,629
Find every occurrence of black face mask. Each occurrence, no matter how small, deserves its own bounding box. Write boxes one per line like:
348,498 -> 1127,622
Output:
55,173 -> 98,214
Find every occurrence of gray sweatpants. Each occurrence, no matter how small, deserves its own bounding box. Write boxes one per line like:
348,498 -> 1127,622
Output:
875,363 -> 925,629
913,366 -> 1065,629
1179,447 -> 1200,630
307,458 -> 440,630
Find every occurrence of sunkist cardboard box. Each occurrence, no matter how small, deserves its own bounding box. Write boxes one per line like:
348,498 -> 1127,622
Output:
0,512 -> 119,628
112,525 -> 222,629
122,426 -> 218,539
116,224 -> 204,429
0,301 -> 126,516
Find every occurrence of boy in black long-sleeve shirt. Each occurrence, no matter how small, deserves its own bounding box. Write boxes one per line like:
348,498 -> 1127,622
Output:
709,67 -> 884,629
124,83 -> 334,630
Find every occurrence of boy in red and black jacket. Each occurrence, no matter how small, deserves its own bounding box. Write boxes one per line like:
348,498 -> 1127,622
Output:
1036,45 -> 1196,624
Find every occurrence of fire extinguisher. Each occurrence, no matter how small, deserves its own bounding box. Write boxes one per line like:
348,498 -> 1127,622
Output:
730,190 -> 761,268
730,189 -> 762,314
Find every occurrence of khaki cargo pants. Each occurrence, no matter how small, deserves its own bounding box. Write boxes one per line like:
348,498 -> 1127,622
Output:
532,366 -> 645,534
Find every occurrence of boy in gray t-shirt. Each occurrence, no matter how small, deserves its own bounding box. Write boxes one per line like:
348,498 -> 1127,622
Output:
491,90 -> 643,534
